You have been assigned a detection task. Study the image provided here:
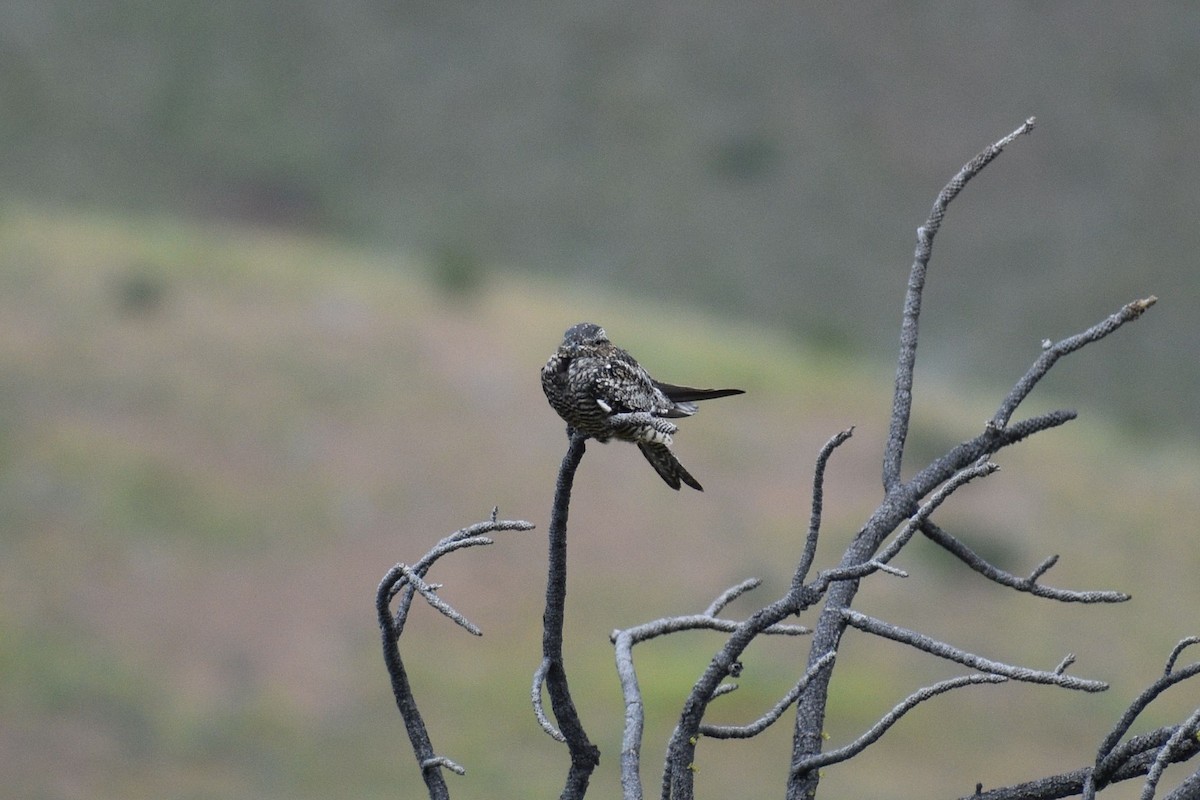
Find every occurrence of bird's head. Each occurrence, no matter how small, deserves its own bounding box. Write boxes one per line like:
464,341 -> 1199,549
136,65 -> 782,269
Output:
561,322 -> 608,349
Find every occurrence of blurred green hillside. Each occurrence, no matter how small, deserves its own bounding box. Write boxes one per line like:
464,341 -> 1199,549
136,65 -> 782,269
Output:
1,207 -> 1197,799
1,2 -> 1197,438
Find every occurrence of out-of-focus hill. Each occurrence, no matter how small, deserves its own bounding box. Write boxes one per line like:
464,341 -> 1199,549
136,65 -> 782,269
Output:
0,3 -> 1197,437
0,207 -> 1197,799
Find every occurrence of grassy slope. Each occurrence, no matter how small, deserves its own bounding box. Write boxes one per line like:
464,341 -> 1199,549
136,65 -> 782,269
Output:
0,205 -> 1196,799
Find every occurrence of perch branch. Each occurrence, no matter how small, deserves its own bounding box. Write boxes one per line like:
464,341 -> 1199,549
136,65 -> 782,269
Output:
539,432 -> 601,798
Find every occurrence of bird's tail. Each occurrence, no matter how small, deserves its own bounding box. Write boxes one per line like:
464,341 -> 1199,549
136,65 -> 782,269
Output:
653,381 -> 744,404
637,441 -> 704,491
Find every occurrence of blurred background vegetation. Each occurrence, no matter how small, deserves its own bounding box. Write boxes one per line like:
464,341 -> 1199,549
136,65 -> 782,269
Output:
1,3 -> 1197,799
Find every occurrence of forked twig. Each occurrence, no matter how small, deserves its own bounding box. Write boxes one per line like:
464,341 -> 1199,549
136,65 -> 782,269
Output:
377,512 -> 534,798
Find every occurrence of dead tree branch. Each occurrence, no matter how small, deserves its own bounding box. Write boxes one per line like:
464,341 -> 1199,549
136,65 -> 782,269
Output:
376,510 -> 534,799
537,432 -> 601,799
963,640 -> 1200,799
786,119 -> 1154,800
380,119 -> 1183,800
611,581 -> 813,799
794,673 -> 1009,774
795,426 -> 856,585
919,520 -> 1130,603
840,609 -> 1107,692
883,117 -> 1036,492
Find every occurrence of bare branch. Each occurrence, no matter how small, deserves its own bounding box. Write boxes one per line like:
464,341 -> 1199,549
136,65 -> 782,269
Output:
613,632 -> 647,800
920,520 -> 1130,603
612,583 -> 809,800
532,657 -> 567,743
614,614 -> 809,647
1028,555 -> 1058,583
539,432 -> 601,797
1164,770 -> 1200,800
376,511 -> 534,800
664,584 -> 830,799
394,564 -> 483,636
1164,637 -> 1200,676
1140,706 -> 1200,800
1086,651 -> 1200,795
970,723 -> 1200,799
701,651 -> 837,740
420,756 -> 466,776
406,516 -> 534,575
841,609 -> 1108,692
875,461 -> 998,566
803,461 -> 996,597
387,517 -> 534,630
794,427 -> 855,586
710,683 -> 738,700
789,123 -> 1163,800
814,558 -> 908,586
883,118 -> 1037,490
793,673 -> 1008,773
992,295 -> 1157,429
705,578 -> 763,617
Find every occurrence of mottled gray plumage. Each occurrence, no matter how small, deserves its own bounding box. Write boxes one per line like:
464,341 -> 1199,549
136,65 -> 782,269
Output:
541,322 -> 743,491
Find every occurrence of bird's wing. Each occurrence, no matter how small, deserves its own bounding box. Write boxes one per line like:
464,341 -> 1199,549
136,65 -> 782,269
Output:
574,352 -> 661,414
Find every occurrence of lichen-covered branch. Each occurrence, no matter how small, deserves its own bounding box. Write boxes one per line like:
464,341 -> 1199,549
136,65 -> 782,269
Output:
538,432 -> 601,799
841,609 -> 1107,692
701,651 -> 836,740
795,427 -> 856,586
380,120 -> 1175,800
883,117 -> 1037,491
794,674 -> 1008,774
787,119 -> 1155,800
611,581 -> 812,799
376,510 -> 534,799
992,295 -> 1157,431
966,641 -> 1200,799
920,521 -> 1129,603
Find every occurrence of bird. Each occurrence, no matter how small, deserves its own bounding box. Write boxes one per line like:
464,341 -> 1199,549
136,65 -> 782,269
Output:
541,322 -> 744,491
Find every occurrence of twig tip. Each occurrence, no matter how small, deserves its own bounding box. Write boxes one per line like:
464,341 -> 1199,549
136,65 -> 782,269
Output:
1130,295 -> 1158,315
421,755 -> 467,775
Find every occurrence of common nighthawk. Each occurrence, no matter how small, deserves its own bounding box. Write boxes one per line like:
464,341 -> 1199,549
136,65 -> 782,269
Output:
541,322 -> 744,491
